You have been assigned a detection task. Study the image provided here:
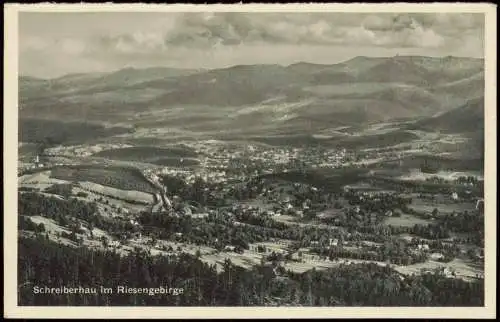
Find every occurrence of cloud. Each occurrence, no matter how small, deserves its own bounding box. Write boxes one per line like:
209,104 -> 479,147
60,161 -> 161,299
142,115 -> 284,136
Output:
20,12 -> 484,55
60,38 -> 87,55
21,36 -> 50,51
98,32 -> 167,54
18,12 -> 484,78
158,12 -> 483,50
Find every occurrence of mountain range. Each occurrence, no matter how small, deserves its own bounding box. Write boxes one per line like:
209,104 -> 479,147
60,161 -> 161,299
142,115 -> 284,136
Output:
19,55 -> 484,138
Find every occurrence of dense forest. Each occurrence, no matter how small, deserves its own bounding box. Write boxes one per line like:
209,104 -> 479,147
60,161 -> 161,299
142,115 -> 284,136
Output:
19,192 -> 97,227
18,237 -> 484,306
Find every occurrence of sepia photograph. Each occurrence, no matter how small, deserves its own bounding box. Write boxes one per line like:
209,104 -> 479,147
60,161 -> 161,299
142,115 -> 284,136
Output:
4,3 -> 496,319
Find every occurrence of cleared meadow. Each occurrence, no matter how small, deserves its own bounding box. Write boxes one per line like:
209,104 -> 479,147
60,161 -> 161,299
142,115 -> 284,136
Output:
408,198 -> 477,215
78,181 -> 154,204
383,213 -> 432,227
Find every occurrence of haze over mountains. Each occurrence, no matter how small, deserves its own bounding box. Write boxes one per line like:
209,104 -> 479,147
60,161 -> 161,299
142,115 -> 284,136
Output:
19,55 -> 484,138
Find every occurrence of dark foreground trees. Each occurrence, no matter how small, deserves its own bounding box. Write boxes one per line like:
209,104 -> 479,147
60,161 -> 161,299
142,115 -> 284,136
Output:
18,237 -> 483,306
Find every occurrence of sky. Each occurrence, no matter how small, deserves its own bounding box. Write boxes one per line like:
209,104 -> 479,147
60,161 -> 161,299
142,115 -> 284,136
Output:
19,12 -> 485,79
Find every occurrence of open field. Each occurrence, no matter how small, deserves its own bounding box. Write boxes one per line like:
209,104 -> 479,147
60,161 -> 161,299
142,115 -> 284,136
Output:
283,260 -> 341,273
201,252 -> 263,272
408,198 -> 477,215
274,215 -> 301,224
77,181 -> 154,204
383,213 -> 432,227
317,208 -> 345,219
19,171 -> 72,191
71,187 -> 149,214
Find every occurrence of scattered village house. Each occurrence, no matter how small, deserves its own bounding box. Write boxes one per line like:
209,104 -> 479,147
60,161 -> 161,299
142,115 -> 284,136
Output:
430,252 -> 445,260
329,238 -> 339,246
224,245 -> 235,252
417,244 -> 430,251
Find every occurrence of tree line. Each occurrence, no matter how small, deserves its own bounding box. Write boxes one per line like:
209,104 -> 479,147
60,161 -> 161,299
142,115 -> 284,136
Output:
18,237 -> 484,306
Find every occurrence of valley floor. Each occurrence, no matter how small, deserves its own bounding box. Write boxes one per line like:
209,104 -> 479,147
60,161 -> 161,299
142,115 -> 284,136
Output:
17,121 -> 485,306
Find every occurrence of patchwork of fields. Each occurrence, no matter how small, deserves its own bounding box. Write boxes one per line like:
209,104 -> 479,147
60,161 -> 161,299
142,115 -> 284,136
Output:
77,181 -> 155,204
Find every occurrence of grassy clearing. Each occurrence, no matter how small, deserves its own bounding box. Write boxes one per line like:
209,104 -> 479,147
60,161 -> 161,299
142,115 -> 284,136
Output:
274,215 -> 300,224
71,187 -> 148,215
201,252 -> 263,272
383,213 -> 432,227
283,261 -> 340,273
27,216 -> 72,234
408,198 -> 476,215
19,171 -> 71,191
283,258 -> 390,274
317,208 -> 345,219
78,181 -> 154,204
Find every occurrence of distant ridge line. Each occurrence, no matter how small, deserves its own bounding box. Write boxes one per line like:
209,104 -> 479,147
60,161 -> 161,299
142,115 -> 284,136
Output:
19,54 -> 484,80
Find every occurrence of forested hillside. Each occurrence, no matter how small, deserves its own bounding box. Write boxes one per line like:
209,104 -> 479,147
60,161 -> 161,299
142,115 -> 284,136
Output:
18,237 -> 484,306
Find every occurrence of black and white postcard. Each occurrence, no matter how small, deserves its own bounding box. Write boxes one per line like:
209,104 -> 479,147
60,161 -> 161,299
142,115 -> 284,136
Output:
3,3 -> 497,319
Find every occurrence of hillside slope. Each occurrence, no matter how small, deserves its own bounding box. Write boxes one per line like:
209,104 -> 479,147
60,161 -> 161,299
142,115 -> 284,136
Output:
409,97 -> 484,134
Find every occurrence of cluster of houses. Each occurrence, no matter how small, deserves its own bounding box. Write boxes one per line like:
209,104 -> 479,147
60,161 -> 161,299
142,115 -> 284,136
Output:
20,155 -> 46,171
224,198 -> 312,220
186,140 -> 356,177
